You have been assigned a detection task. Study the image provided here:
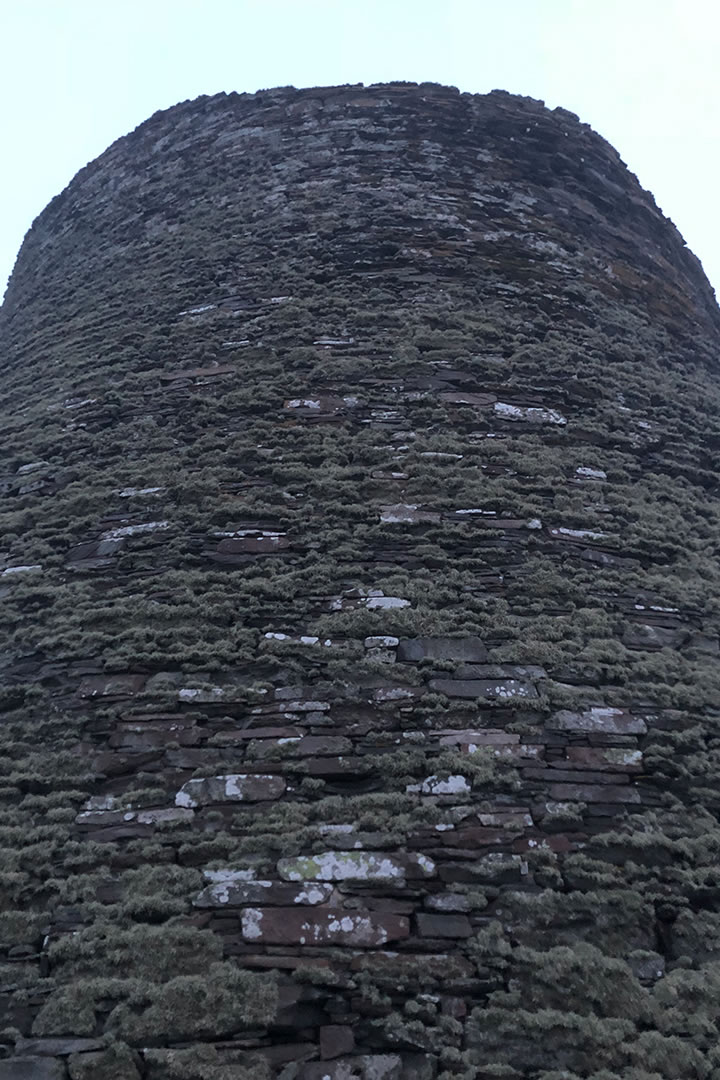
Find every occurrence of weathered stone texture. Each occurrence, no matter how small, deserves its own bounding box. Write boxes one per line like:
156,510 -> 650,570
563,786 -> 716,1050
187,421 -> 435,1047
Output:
1,81 -> 719,1076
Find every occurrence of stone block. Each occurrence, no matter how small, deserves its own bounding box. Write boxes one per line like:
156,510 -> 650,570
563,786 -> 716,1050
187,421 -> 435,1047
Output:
15,1039 -> 104,1056
547,707 -> 647,734
241,907 -> 409,946
175,773 -> 285,807
439,853 -> 528,884
320,1024 -> 356,1059
564,747 -> 643,771
424,892 -> 471,912
194,880 -> 334,907
416,912 -> 472,937
429,678 -> 537,699
277,851 -> 436,883
248,735 -> 352,759
397,636 -> 488,663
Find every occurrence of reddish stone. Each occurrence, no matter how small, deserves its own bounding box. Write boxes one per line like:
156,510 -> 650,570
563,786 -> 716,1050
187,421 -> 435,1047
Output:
302,756 -> 369,777
441,996 -> 467,1018
513,834 -> 575,853
240,907 -> 409,946
320,1024 -> 355,1059
565,746 -> 643,772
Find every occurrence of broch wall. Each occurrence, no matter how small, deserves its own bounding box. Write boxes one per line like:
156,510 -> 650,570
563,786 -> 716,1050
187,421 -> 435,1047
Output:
1,82 -> 720,1078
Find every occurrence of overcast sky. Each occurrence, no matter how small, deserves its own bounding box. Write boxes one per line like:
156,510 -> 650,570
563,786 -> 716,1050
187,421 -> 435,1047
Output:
1,0 -> 718,301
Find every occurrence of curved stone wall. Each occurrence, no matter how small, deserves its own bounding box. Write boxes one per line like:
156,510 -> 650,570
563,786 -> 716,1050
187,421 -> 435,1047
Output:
1,82 -> 719,1079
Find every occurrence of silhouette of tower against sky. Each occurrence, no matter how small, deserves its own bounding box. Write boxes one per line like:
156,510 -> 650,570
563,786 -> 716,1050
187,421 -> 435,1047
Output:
1,83 -> 720,1078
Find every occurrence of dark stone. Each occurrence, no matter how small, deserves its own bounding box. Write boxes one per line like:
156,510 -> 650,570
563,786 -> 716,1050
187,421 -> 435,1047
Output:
429,678 -> 537,700
416,913 -> 472,938
15,1039 -> 105,1056
320,1024 -> 356,1059
241,907 -> 410,946
397,636 -> 488,663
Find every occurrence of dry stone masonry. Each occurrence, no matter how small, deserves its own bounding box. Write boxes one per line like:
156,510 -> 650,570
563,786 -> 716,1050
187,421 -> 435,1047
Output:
1,82 -> 720,1078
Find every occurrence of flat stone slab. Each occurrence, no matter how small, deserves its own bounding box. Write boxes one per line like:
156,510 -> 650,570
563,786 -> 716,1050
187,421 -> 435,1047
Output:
397,636 -> 488,662
247,735 -> 352,758
548,782 -> 642,803
241,907 -> 409,946
416,912 -> 472,937
548,708 -> 647,734
565,747 -> 643,771
175,773 -> 285,807
14,1039 -> 105,1056
435,728 -> 520,746
438,390 -> 497,406
194,880 -> 334,907
429,678 -> 538,699
277,851 -> 436,882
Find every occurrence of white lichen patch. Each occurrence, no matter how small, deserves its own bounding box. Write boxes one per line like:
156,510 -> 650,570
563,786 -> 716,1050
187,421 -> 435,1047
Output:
575,466 -> 607,481
115,486 -> 166,497
101,521 -> 169,540
277,850 -> 435,883
241,908 -> 264,940
203,868 -> 258,883
494,402 -> 567,425
408,774 -> 472,796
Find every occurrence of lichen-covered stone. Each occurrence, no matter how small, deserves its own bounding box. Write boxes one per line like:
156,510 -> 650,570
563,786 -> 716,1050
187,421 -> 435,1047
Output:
175,774 -> 285,807
241,907 -> 410,946
277,851 -> 436,883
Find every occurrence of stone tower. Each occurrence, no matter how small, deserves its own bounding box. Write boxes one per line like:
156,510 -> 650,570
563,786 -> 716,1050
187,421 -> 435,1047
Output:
1,83 -> 720,1080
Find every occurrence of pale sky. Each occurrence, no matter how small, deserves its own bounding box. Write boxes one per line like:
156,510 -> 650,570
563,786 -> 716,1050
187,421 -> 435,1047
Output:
1,0 -> 718,301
